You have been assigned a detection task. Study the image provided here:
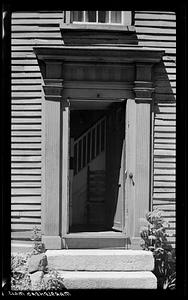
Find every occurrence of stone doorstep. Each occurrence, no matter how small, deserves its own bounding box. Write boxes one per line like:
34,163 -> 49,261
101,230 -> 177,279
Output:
58,271 -> 157,289
46,249 -> 154,271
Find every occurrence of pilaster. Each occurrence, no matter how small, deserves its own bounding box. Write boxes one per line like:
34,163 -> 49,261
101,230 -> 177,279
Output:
132,63 -> 155,240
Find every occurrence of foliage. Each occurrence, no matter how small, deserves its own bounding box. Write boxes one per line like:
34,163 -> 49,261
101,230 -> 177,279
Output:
31,226 -> 46,254
140,209 -> 176,290
11,253 -> 32,290
41,270 -> 65,290
11,254 -> 65,291
11,227 -> 65,291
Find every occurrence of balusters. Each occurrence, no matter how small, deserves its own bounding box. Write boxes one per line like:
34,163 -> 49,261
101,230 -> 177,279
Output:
73,117 -> 106,175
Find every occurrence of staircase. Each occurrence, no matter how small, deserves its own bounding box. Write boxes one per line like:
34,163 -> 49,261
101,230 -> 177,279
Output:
73,116 -> 106,176
46,249 -> 157,289
71,116 -> 106,227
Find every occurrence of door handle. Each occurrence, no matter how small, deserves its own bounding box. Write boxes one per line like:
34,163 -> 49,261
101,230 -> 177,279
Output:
129,172 -> 135,186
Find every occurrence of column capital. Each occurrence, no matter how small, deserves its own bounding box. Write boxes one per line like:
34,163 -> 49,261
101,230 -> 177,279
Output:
43,79 -> 64,101
133,80 -> 155,103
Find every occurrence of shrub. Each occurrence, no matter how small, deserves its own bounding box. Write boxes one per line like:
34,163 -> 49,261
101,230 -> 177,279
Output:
11,253 -> 32,290
41,270 -> 65,290
140,208 -> 176,289
11,227 -> 65,291
31,226 -> 45,254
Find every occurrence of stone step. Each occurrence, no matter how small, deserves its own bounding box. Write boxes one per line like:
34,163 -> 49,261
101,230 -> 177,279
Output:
58,271 -> 157,289
46,249 -> 154,271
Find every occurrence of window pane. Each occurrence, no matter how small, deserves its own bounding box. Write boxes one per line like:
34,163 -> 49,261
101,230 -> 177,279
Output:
111,11 -> 122,23
73,11 -> 84,22
98,11 -> 109,23
85,11 -> 96,22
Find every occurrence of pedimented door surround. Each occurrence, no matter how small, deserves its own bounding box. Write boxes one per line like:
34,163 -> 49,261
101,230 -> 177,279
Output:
34,46 -> 164,249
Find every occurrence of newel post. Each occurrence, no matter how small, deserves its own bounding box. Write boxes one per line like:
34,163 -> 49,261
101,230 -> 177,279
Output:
130,63 -> 155,247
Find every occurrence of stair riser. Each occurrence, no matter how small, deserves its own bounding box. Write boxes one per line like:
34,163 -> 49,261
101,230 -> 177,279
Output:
58,271 -> 157,289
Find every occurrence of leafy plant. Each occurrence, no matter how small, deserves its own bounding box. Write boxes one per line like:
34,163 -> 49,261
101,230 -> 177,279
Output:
41,270 -> 65,290
11,253 -> 32,290
31,226 -> 45,254
140,208 -> 176,289
11,228 -> 65,291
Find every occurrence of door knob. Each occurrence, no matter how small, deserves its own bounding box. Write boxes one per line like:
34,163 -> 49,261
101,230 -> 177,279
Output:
129,172 -> 135,186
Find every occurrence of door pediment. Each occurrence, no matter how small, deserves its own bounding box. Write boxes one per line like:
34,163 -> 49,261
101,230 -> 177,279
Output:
34,45 -> 164,103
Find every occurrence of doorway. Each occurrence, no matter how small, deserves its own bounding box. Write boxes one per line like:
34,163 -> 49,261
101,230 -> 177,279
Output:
69,102 -> 126,234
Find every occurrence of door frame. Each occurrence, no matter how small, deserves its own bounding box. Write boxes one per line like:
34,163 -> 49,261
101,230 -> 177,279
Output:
64,99 -> 129,249
34,45 -> 164,249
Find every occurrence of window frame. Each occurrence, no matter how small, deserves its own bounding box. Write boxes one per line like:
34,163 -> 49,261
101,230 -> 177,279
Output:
65,11 -> 132,27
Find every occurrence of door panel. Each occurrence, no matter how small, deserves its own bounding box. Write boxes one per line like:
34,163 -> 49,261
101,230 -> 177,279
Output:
105,103 -> 125,231
112,104 -> 126,231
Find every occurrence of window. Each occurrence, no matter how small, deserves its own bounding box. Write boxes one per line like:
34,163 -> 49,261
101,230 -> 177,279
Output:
72,11 -> 123,25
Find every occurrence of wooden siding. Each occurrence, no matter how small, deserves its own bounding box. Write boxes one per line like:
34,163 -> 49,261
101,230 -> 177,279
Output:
11,11 -> 176,246
11,11 -> 64,240
134,11 -> 176,246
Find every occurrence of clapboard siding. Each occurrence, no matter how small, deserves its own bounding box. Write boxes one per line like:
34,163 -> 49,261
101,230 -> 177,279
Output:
11,11 -> 176,246
135,11 -> 176,245
11,11 -> 64,240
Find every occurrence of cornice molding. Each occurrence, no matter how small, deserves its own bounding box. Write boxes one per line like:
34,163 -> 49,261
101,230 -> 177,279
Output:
34,46 -> 164,103
34,46 -> 164,64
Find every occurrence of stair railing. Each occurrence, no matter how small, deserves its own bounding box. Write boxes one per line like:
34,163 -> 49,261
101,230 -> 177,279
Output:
73,116 -> 106,175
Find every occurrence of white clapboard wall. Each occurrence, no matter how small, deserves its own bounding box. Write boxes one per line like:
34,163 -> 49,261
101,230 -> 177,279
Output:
11,11 -> 64,241
134,11 -> 176,246
11,11 -> 176,246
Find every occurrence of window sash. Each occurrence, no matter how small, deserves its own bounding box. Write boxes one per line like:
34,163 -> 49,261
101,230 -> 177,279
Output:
72,11 -> 123,25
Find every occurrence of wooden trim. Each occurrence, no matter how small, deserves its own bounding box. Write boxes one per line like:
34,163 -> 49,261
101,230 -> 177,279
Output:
42,235 -> 62,249
61,105 -> 69,235
60,22 -> 135,32
134,102 -> 151,236
35,45 -> 164,248
34,46 -> 164,65
125,99 -> 136,238
43,99 -> 61,238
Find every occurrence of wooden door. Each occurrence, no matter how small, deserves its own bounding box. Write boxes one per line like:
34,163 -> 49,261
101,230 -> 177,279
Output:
105,103 -> 126,231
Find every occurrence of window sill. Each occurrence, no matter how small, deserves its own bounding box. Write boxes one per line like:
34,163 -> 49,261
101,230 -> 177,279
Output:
60,22 -> 135,32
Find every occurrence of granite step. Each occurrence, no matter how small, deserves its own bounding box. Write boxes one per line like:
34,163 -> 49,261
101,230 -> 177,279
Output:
46,249 -> 154,271
58,271 -> 157,289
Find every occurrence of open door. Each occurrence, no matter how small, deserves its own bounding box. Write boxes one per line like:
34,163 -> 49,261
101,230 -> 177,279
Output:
105,103 -> 126,232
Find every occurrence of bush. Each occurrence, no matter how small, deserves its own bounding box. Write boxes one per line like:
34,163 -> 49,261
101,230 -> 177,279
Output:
31,226 -> 45,255
41,270 -> 65,290
11,253 -> 32,290
140,209 -> 176,289
11,226 -> 65,291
